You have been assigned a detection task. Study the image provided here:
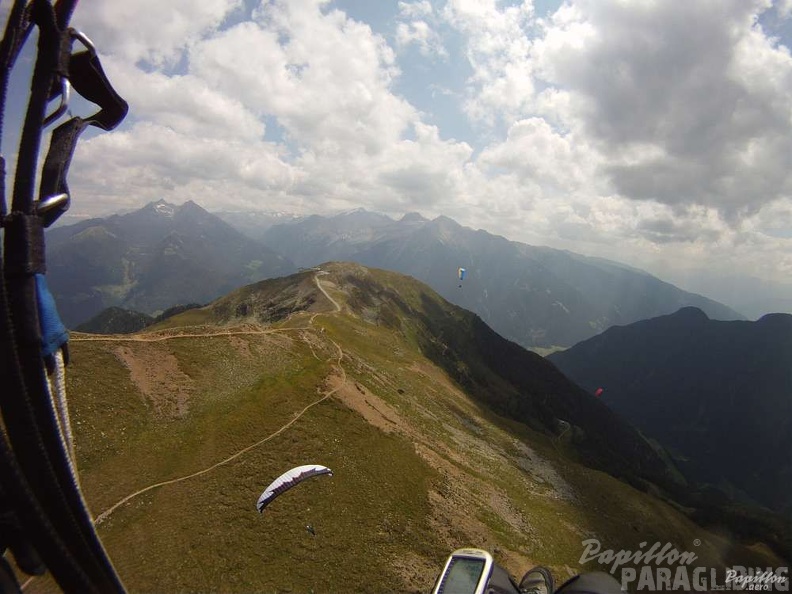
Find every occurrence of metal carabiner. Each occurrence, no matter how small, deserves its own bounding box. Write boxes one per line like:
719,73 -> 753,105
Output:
42,77 -> 71,127
41,29 -> 96,128
35,192 -> 69,227
69,29 -> 97,56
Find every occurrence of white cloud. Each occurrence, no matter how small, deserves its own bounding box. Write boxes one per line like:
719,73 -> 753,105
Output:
100,58 -> 265,140
396,20 -> 448,58
71,0 -> 242,67
529,0 -> 792,218
70,122 -> 296,211
67,0 -> 476,218
398,0 -> 433,20
443,0 -> 536,124
395,1 -> 448,58
191,0 -> 415,155
478,117 -> 601,193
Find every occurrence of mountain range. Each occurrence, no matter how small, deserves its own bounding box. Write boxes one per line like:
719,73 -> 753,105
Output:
50,201 -> 742,347
548,307 -> 792,516
257,209 -> 743,349
65,264 -> 785,593
46,200 -> 295,327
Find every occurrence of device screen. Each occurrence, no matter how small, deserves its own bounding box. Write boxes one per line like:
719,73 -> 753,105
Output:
438,557 -> 486,593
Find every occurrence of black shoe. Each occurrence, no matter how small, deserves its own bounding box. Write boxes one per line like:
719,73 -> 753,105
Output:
519,566 -> 554,594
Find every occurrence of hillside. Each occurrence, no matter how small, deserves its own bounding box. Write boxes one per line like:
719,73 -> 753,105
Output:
74,307 -> 154,334
548,307 -> 792,515
43,265 -> 783,593
45,200 -> 295,327
75,304 -> 204,335
258,210 -> 742,349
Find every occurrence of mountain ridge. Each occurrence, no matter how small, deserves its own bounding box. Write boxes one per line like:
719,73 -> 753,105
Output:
257,210 -> 743,349
46,200 -> 296,326
64,263 -> 785,592
548,306 -> 792,516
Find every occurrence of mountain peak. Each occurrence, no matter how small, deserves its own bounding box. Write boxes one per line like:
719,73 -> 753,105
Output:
145,199 -> 176,218
670,306 -> 709,323
431,214 -> 460,226
178,200 -> 205,213
46,200 -> 296,326
400,212 -> 427,224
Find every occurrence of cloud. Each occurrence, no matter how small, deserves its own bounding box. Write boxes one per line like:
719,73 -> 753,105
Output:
99,58 -> 265,140
70,122 -> 296,211
395,1 -> 448,58
478,117 -> 601,194
191,0 -> 415,154
442,0 -> 536,124
636,211 -> 724,244
373,122 -> 473,208
72,0 -> 242,67
530,0 -> 792,218
396,20 -> 449,58
66,0 -> 476,218
398,0 -> 433,20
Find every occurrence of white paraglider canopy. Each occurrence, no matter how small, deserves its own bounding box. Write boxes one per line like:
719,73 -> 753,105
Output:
256,464 -> 333,513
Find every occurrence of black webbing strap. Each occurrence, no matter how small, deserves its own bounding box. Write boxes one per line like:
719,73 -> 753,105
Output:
38,32 -> 129,226
0,0 -> 128,591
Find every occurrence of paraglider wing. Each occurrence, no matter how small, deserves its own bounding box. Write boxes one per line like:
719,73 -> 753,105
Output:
594,387 -> 604,398
256,464 -> 333,513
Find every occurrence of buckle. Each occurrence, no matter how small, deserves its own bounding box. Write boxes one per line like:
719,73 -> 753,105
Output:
34,192 -> 69,228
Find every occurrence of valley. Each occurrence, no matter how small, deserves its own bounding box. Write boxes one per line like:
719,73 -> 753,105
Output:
27,265 -> 784,593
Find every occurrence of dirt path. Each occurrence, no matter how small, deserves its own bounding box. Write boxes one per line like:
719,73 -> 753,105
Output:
315,270 -> 341,312
71,327 -> 298,343
94,338 -> 345,525
91,272 -> 346,525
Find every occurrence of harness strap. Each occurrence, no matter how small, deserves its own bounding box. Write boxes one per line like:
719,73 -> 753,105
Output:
38,31 -> 129,227
0,0 -> 128,591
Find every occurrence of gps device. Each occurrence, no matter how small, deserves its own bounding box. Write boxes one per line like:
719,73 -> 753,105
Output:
432,548 -> 494,594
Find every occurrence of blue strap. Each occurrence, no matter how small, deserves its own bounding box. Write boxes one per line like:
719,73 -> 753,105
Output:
35,274 -> 68,358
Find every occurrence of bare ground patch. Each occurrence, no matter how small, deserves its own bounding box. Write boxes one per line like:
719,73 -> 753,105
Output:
334,364 -> 543,584
113,344 -> 194,419
512,440 -> 575,502
227,335 -> 252,359
331,377 -> 407,435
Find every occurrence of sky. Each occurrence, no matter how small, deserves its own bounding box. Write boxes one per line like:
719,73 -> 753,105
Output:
4,0 -> 792,316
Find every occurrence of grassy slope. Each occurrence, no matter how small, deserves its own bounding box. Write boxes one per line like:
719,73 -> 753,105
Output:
44,264 -> 782,593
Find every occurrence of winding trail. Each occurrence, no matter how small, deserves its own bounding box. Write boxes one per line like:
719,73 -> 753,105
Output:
92,272 -> 345,526
71,329 -> 280,343
315,270 -> 341,313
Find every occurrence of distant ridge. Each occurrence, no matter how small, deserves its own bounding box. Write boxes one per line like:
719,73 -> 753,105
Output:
46,200 -> 296,326
75,307 -> 153,334
256,210 -> 743,348
548,306 -> 792,514
75,303 -> 203,334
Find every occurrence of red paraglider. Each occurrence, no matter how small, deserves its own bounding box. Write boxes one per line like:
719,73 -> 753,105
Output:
594,387 -> 604,398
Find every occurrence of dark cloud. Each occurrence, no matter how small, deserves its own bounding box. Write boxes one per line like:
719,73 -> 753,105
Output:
636,214 -> 723,244
539,0 -> 792,218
